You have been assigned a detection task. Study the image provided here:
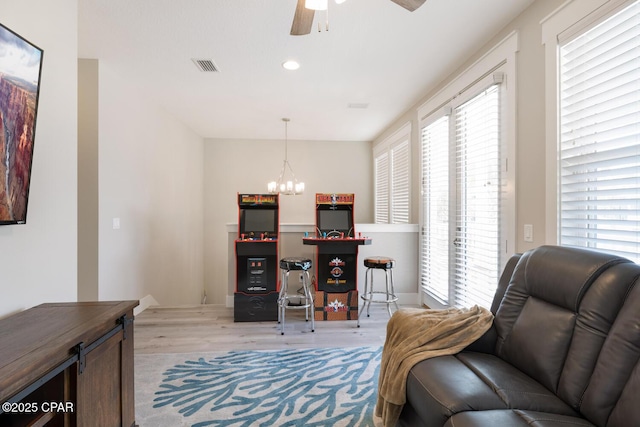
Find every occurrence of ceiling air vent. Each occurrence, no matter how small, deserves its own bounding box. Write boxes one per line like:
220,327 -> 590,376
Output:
192,58 -> 220,73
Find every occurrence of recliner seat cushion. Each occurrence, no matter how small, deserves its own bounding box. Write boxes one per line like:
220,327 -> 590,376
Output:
444,409 -> 595,427
405,352 -> 578,426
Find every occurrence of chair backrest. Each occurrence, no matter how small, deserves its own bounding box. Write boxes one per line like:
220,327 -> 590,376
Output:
493,245 -> 640,426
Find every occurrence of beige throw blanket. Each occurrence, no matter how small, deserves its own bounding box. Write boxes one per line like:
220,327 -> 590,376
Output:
375,305 -> 494,427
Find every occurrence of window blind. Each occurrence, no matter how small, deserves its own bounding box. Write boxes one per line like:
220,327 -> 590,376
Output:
421,116 -> 450,303
559,1 -> 640,261
374,152 -> 390,224
453,84 -> 501,309
391,140 -> 410,224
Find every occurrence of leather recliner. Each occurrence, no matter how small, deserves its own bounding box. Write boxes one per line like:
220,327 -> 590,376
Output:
398,245 -> 640,427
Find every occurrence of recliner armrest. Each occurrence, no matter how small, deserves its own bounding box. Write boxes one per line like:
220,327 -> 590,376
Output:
464,325 -> 498,353
464,253 -> 521,354
490,253 -> 522,314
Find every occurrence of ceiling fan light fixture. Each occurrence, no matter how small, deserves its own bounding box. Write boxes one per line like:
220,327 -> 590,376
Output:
305,0 -> 328,11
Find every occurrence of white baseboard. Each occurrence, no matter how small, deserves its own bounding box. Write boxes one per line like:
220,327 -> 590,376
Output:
396,293 -> 421,306
134,294 -> 160,316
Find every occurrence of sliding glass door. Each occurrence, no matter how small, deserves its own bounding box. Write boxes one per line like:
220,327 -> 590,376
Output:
421,77 -> 504,309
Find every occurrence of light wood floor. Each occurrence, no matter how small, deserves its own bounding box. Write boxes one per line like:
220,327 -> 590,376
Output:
134,304 -> 412,354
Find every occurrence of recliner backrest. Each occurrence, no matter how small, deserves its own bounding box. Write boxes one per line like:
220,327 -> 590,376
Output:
581,275 -> 640,427
493,245 -> 638,420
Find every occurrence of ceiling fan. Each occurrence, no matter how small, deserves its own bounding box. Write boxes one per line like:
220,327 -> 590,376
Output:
290,0 -> 427,35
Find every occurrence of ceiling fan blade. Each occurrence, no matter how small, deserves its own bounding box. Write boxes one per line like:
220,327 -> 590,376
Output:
389,0 -> 427,12
291,0 -> 315,35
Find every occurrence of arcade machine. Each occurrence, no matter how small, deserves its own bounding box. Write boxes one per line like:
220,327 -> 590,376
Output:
234,193 -> 279,322
303,193 -> 371,321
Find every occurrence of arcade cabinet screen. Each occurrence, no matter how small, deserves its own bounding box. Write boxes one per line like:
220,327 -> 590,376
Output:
318,209 -> 351,233
242,209 -> 276,233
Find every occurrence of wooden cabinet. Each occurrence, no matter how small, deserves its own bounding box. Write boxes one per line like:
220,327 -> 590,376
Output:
0,301 -> 138,427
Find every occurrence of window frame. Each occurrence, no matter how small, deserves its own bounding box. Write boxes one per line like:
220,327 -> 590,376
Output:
542,0 -> 637,245
417,32 -> 518,309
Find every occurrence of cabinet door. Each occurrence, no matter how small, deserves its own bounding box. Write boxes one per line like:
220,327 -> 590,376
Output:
76,317 -> 135,427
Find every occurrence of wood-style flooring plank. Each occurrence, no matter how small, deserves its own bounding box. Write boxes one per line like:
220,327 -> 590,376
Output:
134,304 -> 410,354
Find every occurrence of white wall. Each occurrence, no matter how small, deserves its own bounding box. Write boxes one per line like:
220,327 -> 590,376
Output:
204,138 -> 372,305
0,0 -> 78,317
95,62 -> 205,307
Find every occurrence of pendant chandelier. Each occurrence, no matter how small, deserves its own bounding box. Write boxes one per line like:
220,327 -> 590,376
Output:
267,118 -> 305,195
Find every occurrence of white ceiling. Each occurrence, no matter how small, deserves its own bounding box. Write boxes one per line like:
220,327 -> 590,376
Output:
78,0 -> 534,142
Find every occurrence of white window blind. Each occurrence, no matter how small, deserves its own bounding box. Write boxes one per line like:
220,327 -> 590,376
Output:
373,124 -> 411,224
421,116 -> 450,303
391,140 -> 410,223
421,80 -> 504,309
454,84 -> 501,309
374,152 -> 389,224
559,1 -> 640,262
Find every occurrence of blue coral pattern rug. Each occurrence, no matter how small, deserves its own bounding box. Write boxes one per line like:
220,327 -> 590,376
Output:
135,346 -> 383,427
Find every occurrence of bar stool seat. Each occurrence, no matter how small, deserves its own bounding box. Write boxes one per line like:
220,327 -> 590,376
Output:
278,257 -> 314,335
357,256 -> 399,327
364,257 -> 395,269
280,257 -> 312,271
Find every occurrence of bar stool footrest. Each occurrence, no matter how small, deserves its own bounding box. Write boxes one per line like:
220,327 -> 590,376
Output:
360,291 -> 399,304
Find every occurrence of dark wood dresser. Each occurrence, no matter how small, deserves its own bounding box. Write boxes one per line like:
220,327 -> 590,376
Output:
0,300 -> 138,427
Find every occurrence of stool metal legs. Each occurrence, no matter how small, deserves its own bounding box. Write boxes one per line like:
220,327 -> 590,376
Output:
357,267 -> 399,327
278,269 -> 314,335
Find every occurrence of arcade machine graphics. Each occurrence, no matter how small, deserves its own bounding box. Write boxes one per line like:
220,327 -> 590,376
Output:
303,193 -> 371,321
234,194 -> 279,322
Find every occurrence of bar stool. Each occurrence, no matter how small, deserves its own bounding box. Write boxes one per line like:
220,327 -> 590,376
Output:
357,256 -> 399,327
278,257 -> 314,335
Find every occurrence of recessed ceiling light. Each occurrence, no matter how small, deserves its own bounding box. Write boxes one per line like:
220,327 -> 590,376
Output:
282,60 -> 300,71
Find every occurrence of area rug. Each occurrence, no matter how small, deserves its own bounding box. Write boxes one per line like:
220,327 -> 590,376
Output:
136,346 -> 383,427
